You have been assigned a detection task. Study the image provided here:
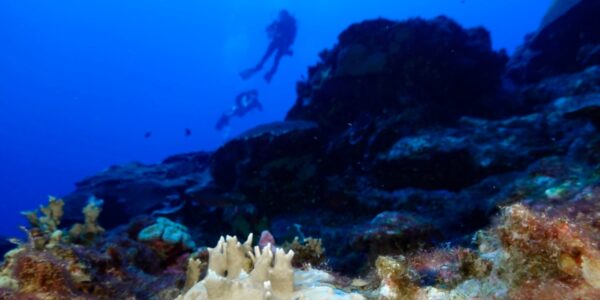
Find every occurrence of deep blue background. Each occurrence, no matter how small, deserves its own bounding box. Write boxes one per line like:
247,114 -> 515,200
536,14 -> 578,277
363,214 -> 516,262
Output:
0,0 -> 551,236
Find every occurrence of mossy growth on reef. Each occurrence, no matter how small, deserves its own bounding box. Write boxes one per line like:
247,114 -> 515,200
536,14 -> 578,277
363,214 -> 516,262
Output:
283,236 -> 326,268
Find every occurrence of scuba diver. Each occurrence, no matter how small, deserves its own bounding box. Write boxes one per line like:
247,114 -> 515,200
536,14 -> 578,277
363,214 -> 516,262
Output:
216,89 -> 263,131
240,10 -> 297,83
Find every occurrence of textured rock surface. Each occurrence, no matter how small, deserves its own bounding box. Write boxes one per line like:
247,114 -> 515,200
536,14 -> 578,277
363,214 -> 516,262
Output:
210,121 -> 323,214
287,16 -> 508,133
508,0 -> 600,83
62,152 -> 213,229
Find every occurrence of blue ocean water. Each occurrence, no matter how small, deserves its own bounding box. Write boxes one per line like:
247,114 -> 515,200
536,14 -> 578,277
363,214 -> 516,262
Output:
0,0 -> 551,237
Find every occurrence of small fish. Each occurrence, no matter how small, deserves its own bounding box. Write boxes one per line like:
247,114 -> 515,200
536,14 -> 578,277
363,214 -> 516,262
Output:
8,238 -> 23,246
185,128 -> 192,137
144,131 -> 152,139
259,230 -> 276,251
152,195 -> 185,216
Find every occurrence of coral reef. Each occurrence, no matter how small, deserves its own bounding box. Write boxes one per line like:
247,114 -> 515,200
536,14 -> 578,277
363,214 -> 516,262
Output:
2,1 -> 600,298
60,16 -> 532,272
0,200 -> 191,299
57,3 -> 600,275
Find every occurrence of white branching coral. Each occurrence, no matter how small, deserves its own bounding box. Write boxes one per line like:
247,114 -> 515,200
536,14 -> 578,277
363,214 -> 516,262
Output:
177,234 -> 364,300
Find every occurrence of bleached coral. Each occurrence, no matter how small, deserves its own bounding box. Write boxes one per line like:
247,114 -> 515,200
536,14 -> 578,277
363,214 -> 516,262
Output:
176,234 -> 364,300
183,257 -> 203,292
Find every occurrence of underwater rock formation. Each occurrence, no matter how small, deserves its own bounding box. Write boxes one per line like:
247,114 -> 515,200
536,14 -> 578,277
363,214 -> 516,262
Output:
287,16 -> 509,132
62,152 -> 213,229
210,121 -> 323,214
508,0 -> 600,83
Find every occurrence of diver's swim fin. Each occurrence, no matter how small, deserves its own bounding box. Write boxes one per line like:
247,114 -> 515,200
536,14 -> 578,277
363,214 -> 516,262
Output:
240,68 -> 257,80
264,72 -> 274,83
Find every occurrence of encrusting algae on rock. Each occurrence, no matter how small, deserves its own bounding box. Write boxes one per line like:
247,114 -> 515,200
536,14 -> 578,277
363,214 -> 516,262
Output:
492,204 -> 600,298
374,203 -> 600,300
